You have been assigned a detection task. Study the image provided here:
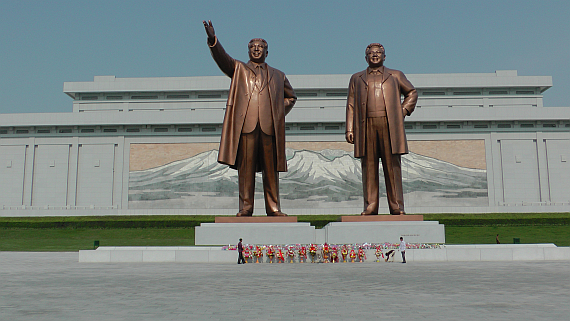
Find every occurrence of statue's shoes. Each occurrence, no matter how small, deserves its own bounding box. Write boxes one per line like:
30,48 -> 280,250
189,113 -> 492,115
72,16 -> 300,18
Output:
236,210 -> 253,217
268,211 -> 288,216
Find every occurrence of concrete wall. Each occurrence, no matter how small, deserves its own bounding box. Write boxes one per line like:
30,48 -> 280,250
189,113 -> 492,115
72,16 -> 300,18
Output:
1,137 -> 124,211
1,131 -> 568,215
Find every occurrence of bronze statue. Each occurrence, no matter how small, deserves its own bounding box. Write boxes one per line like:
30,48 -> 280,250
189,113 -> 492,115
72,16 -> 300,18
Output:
346,43 -> 417,215
203,20 -> 297,216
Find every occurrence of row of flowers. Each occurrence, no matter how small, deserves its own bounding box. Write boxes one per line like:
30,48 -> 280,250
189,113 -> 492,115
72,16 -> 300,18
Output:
224,243 -> 442,263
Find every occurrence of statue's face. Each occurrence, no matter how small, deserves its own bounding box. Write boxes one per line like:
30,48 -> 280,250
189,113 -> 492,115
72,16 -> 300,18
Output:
365,45 -> 385,68
248,40 -> 268,63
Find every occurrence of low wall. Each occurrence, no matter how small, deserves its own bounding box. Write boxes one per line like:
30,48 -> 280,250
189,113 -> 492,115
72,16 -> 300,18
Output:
79,244 -> 570,263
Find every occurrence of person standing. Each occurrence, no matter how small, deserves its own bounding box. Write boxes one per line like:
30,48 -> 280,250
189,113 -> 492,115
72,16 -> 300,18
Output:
237,238 -> 245,264
399,236 -> 407,263
203,20 -> 297,217
346,43 -> 417,215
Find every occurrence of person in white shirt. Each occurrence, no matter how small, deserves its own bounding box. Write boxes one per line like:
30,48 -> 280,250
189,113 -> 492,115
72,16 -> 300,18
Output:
399,237 -> 407,263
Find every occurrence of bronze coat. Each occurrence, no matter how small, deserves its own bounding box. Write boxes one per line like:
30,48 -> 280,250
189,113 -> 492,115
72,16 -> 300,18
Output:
346,67 -> 417,157
209,38 -> 297,172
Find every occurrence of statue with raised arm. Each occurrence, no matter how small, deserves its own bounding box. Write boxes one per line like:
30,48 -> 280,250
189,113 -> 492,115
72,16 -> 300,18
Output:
203,20 -> 297,216
346,43 -> 417,215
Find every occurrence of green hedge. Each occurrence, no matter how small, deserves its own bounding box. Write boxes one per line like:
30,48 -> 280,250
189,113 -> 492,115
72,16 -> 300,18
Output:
0,220 -> 206,229
298,214 -> 570,228
424,213 -> 570,226
0,214 -> 568,229
0,216 -> 215,229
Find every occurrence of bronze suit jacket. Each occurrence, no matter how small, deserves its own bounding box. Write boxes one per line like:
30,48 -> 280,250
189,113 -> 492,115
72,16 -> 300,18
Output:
209,37 -> 297,172
346,67 -> 417,157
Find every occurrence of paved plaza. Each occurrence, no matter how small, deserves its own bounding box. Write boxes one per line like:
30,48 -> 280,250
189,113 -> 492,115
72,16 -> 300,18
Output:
1,252 -> 569,321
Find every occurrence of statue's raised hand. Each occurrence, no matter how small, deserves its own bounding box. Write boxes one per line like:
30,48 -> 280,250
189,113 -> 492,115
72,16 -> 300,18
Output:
203,20 -> 216,44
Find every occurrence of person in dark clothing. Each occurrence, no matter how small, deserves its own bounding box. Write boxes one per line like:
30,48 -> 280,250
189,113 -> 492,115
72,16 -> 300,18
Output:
237,238 -> 245,264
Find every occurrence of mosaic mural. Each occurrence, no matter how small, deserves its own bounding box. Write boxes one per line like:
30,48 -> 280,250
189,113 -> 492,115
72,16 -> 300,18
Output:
128,140 -> 488,209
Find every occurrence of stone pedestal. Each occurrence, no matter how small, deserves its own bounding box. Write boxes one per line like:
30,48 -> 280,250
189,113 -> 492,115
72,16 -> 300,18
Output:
195,216 -> 445,245
324,221 -> 445,244
195,223 -> 316,245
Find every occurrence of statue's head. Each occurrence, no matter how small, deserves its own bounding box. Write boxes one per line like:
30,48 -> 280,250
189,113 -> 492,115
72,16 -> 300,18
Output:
248,38 -> 268,63
365,43 -> 385,68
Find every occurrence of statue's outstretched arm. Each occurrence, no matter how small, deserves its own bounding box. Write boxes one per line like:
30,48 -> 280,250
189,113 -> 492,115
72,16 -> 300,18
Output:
202,20 -> 235,77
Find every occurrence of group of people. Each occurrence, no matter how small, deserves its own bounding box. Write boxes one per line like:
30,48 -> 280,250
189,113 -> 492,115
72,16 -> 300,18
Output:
383,237 -> 407,263
237,238 -> 407,264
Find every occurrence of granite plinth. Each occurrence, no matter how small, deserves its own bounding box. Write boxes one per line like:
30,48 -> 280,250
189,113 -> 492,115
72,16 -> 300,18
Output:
324,221 -> 445,244
215,216 -> 297,223
340,215 -> 424,222
195,222 -> 316,245
195,219 -> 444,245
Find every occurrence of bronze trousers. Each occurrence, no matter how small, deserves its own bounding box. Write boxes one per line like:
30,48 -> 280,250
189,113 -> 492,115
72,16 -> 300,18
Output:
236,124 -> 280,215
361,117 -> 404,214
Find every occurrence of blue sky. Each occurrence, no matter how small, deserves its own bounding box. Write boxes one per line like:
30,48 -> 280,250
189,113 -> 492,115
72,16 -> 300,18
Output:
0,0 -> 568,114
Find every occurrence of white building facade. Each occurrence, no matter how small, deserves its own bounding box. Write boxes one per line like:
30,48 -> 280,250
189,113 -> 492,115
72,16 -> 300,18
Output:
1,70 -> 569,216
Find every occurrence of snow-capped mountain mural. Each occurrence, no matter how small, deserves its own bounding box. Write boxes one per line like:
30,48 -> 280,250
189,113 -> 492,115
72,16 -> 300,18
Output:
129,148 -> 487,209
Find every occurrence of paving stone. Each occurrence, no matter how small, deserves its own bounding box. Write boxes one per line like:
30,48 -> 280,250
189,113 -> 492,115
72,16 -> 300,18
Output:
0,252 -> 569,320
